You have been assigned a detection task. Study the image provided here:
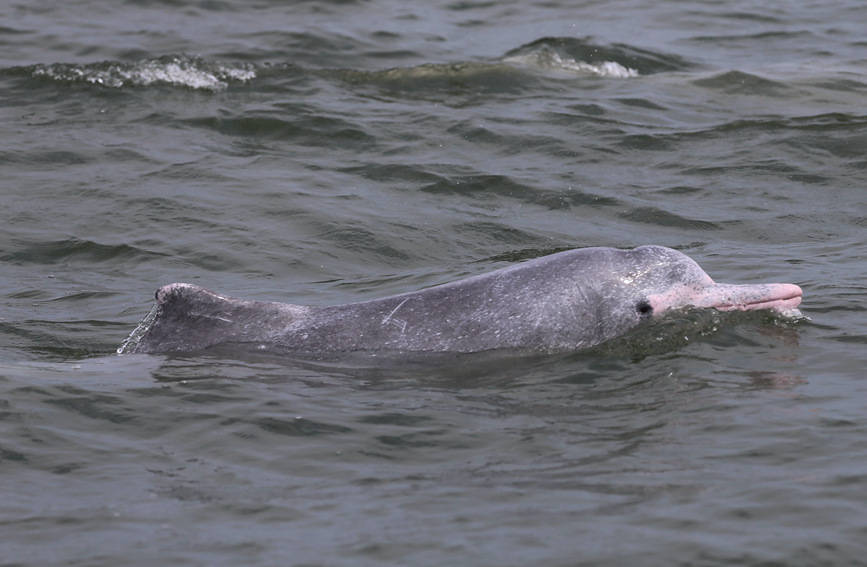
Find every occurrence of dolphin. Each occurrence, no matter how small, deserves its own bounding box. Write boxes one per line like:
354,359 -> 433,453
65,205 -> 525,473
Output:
117,245 -> 802,356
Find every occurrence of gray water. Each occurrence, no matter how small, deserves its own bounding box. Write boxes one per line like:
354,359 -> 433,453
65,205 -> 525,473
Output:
2,1 -> 866,565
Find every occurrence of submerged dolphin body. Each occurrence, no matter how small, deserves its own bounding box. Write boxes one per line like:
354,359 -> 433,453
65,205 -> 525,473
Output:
118,245 -> 802,356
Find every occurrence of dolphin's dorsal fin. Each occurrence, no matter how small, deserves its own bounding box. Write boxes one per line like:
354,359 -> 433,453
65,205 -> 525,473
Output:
120,283 -> 307,354
155,283 -> 235,319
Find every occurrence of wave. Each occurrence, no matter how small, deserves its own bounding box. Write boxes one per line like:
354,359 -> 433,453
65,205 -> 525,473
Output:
331,37 -> 668,98
1,238 -> 167,266
502,46 -> 638,78
10,37 -> 683,95
692,70 -> 793,96
28,55 -> 255,91
335,37 -> 689,95
504,37 -> 688,75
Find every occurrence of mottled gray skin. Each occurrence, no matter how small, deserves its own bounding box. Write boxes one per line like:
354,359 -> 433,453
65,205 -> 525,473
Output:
118,245 -> 802,356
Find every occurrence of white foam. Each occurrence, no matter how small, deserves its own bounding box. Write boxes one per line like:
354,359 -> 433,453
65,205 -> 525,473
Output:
32,57 -> 256,91
548,53 -> 638,78
775,307 -> 808,322
504,50 -> 638,79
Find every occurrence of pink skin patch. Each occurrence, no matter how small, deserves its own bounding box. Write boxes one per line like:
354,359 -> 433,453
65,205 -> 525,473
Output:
648,281 -> 803,314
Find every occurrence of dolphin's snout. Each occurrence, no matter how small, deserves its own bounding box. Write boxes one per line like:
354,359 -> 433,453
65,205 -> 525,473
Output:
701,282 -> 802,312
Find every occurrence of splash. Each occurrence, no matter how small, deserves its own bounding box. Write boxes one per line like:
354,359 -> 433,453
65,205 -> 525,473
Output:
775,307 -> 808,322
31,56 -> 256,91
503,48 -> 638,78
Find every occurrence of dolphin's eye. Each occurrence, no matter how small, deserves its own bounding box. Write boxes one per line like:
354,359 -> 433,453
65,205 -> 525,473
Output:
636,300 -> 653,317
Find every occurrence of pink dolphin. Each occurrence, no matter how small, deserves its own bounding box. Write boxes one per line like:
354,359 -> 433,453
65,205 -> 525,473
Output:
119,245 -> 802,355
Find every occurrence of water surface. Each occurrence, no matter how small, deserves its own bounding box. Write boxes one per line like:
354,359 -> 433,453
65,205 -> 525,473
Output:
1,1 -> 866,565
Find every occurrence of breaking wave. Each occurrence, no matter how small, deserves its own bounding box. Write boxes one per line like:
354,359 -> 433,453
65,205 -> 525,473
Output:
505,37 -> 688,76
30,55 -> 256,91
503,48 -> 638,78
